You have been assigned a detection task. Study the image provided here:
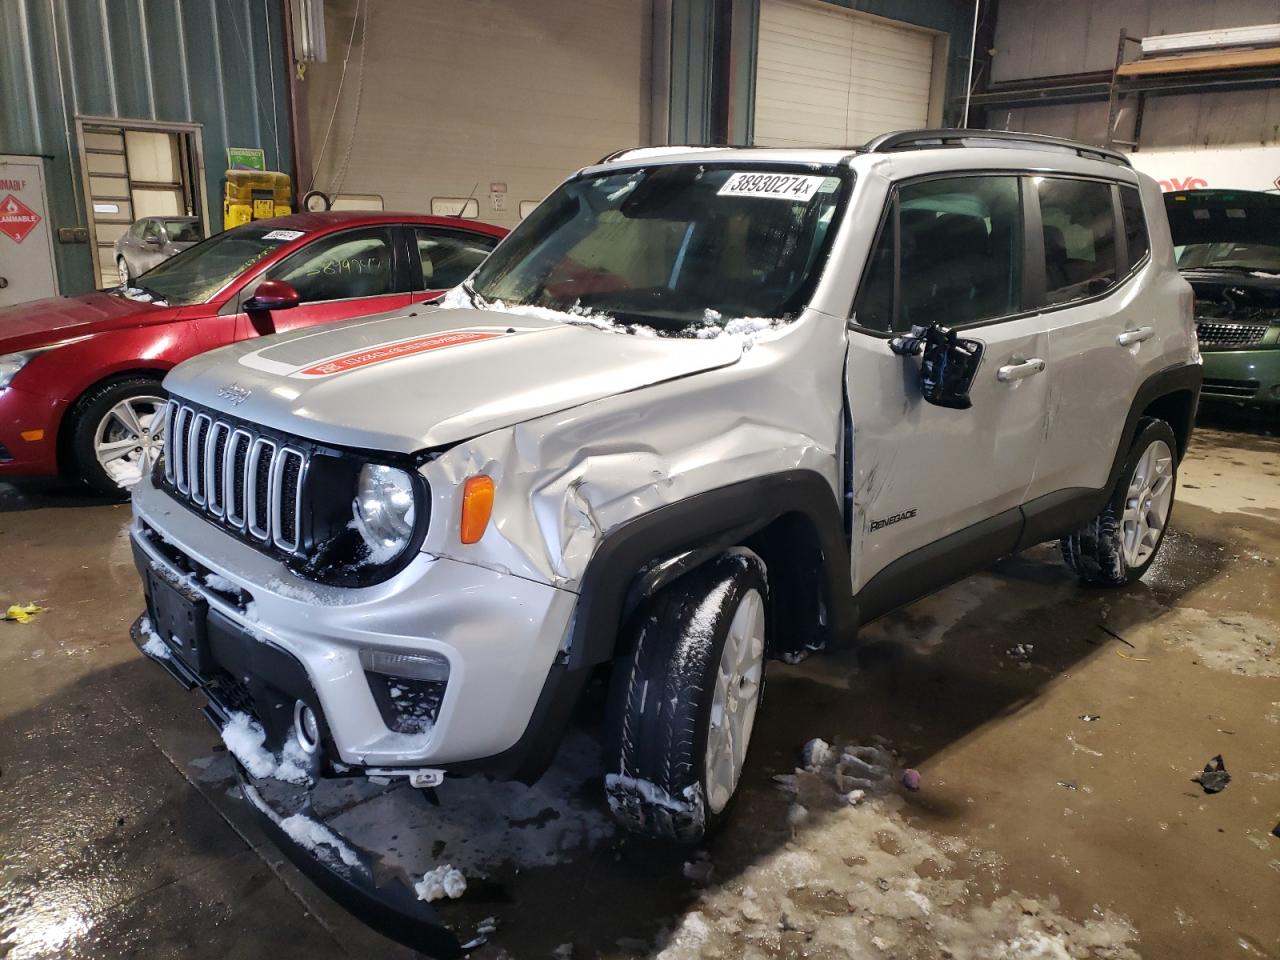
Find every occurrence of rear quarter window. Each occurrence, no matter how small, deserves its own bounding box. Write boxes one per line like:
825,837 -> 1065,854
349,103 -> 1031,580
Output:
1035,177 -> 1118,306
1120,186 -> 1149,270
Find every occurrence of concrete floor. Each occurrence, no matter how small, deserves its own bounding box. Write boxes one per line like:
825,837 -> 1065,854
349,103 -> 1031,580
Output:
1,413 -> 1277,959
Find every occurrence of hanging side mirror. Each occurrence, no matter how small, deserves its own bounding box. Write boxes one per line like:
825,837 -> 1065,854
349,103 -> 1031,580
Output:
888,323 -> 984,409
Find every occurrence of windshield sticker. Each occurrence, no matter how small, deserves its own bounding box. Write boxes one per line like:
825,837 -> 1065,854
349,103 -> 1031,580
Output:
262,229 -> 305,241
298,329 -> 508,377
717,173 -> 827,202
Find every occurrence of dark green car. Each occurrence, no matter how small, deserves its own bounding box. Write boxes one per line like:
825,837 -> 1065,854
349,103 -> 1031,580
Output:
1166,189 -> 1280,408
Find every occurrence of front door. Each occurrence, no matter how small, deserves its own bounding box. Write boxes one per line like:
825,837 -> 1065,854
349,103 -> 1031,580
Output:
844,173 -> 1050,618
236,226 -> 413,338
0,155 -> 58,307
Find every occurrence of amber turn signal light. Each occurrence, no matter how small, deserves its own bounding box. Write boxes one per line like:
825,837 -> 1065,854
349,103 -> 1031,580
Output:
460,475 -> 495,544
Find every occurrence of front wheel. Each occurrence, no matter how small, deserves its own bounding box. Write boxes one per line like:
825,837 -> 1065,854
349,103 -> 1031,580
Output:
69,378 -> 167,497
1061,417 -> 1178,586
604,550 -> 767,843
116,257 -> 131,286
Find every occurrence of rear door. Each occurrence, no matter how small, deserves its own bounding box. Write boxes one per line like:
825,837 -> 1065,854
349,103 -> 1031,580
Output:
844,173 -> 1050,617
412,226 -> 501,295
1022,176 -> 1153,520
235,225 -> 414,337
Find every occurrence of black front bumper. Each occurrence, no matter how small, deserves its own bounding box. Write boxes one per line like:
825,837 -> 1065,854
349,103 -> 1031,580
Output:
129,612 -> 473,958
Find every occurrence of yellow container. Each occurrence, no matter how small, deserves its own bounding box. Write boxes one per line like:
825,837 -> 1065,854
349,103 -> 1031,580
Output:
223,170 -> 293,230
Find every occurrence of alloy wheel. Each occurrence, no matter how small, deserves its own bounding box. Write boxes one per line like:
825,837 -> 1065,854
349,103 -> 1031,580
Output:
93,394 -> 166,489
704,587 -> 765,814
1121,438 -> 1174,568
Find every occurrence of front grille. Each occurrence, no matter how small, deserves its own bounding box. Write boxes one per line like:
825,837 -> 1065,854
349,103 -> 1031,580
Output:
1195,321 -> 1269,348
163,399 -> 309,555
1202,377 -> 1260,399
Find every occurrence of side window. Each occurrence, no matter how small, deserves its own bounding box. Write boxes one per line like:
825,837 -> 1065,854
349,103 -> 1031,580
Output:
1120,186 -> 1149,270
267,228 -> 395,304
130,220 -> 148,240
415,229 -> 498,290
143,220 -> 163,242
1035,177 -> 1118,305
855,176 -> 1022,332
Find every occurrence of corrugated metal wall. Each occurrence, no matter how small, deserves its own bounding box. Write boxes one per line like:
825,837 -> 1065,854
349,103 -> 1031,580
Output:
0,0 -> 292,295
990,0 -> 1280,148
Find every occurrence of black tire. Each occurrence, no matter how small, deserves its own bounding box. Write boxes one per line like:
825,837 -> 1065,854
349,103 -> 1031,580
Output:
1061,417 -> 1179,586
68,377 -> 167,498
116,256 -> 131,286
604,550 -> 768,843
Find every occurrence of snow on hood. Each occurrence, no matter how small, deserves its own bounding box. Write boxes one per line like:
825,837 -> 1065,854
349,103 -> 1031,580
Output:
164,302 -> 749,453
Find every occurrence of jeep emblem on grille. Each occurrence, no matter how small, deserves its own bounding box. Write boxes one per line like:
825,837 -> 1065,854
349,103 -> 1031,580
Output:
217,383 -> 251,406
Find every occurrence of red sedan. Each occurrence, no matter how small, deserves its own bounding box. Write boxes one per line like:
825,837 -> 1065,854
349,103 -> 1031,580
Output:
0,212 -> 507,495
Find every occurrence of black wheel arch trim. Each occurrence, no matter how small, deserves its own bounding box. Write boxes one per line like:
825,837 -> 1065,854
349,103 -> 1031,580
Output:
565,468 -> 855,671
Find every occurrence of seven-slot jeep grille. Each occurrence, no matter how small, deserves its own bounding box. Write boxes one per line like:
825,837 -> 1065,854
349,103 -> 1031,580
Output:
163,400 -> 308,554
1194,321 -> 1269,348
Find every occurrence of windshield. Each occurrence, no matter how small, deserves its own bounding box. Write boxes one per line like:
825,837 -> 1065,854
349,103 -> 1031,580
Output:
1176,242 -> 1280,273
163,219 -> 202,243
125,225 -> 303,306
1167,191 -> 1280,274
469,165 -> 849,333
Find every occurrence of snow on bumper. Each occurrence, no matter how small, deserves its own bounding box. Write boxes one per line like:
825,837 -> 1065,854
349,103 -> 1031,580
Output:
131,473 -> 576,767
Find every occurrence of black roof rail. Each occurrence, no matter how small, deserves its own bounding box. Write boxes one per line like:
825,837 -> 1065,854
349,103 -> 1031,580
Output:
860,129 -> 1131,166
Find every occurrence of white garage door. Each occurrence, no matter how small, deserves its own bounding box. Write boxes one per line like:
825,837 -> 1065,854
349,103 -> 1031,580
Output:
753,0 -> 938,147
307,0 -> 652,228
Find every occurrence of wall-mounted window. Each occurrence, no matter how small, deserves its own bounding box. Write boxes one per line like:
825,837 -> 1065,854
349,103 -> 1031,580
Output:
430,197 -> 480,219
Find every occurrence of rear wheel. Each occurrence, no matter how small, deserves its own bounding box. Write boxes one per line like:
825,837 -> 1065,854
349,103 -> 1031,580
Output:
69,378 -> 167,497
1061,418 -> 1178,586
604,550 -> 767,843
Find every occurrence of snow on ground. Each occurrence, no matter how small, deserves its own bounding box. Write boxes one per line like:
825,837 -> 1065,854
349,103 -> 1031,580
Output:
414,864 -> 467,902
650,737 -> 1140,960
219,712 -> 311,785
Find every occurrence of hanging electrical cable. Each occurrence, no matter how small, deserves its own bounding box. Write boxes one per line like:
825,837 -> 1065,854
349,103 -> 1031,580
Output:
308,0 -> 364,193
329,0 -> 370,198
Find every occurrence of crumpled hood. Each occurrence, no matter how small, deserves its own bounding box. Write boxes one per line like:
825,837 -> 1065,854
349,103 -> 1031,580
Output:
164,305 -> 746,452
0,291 -> 172,351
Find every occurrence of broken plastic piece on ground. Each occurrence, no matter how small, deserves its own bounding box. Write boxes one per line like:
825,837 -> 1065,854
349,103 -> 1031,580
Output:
4,602 -> 43,623
902,768 -> 921,791
1057,780 -> 1079,791
1192,754 -> 1230,794
1097,624 -> 1135,648
1079,714 -> 1101,722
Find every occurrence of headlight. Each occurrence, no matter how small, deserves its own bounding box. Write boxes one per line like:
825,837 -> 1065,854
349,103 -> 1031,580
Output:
0,351 -> 35,390
351,464 -> 417,561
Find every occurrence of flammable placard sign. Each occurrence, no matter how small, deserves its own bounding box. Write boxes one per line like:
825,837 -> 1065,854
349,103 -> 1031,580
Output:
0,194 -> 40,243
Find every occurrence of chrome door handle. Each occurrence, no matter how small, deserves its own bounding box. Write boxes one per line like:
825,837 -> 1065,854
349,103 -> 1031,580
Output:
1117,326 -> 1154,346
997,358 -> 1046,382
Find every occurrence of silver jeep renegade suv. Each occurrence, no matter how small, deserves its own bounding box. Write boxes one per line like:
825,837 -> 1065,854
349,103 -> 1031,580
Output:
129,130 -> 1199,947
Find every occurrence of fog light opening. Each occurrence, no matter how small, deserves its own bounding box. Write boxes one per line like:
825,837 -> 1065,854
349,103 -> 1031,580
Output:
294,700 -> 321,754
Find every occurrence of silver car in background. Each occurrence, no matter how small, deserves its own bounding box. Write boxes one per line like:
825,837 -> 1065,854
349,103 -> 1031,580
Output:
112,216 -> 203,285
